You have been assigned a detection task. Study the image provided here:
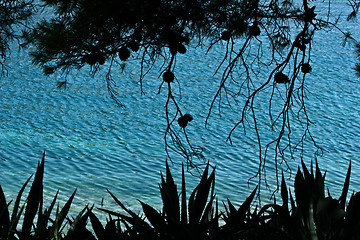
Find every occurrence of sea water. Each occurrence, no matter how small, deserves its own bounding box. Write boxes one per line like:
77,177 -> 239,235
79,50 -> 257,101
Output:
1,2 -> 360,217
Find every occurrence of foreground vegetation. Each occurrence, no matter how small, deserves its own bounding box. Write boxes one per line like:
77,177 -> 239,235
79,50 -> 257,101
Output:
0,152 -> 358,240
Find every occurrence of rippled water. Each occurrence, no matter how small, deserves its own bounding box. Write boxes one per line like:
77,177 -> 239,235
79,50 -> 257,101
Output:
1,2 -> 360,215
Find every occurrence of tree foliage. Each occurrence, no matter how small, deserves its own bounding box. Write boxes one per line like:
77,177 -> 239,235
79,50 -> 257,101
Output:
0,0 -> 34,75
16,0 -> 359,187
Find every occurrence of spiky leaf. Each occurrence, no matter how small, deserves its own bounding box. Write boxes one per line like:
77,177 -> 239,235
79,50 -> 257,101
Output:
10,175 -> 32,226
140,201 -> 166,232
301,160 -> 313,185
50,188 -> 77,237
226,199 -> 237,218
339,161 -> 351,209
36,190 -> 59,238
0,185 -> 10,237
89,209 -> 105,240
181,165 -> 187,224
188,164 -> 214,225
106,189 -> 142,221
104,219 -> 117,240
66,209 -> 95,240
238,186 -> 258,219
160,161 -> 180,223
22,151 -> 45,237
281,173 -> 288,212
315,160 -> 325,199
346,192 -> 360,223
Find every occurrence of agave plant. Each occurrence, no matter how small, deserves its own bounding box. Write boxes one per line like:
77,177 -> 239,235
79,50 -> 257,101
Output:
287,160 -> 352,240
0,152 -> 48,239
220,186 -> 261,239
0,152 -> 93,240
96,161 -> 220,240
3,152 -> 360,240
221,160 -> 360,240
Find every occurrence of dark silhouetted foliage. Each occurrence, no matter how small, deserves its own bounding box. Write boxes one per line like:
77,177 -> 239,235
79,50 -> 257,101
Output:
0,0 -> 34,74
1,153 -> 359,239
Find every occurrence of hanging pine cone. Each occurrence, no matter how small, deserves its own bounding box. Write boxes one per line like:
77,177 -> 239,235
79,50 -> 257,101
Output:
163,71 -> 175,83
221,30 -> 231,40
177,44 -> 187,54
127,40 -> 139,52
274,72 -> 290,84
301,63 -> 312,73
249,25 -> 261,37
178,113 -> 193,128
118,47 -> 131,61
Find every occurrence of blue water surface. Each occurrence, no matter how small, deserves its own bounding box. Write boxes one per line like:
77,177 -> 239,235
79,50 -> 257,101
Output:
1,1 -> 360,217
